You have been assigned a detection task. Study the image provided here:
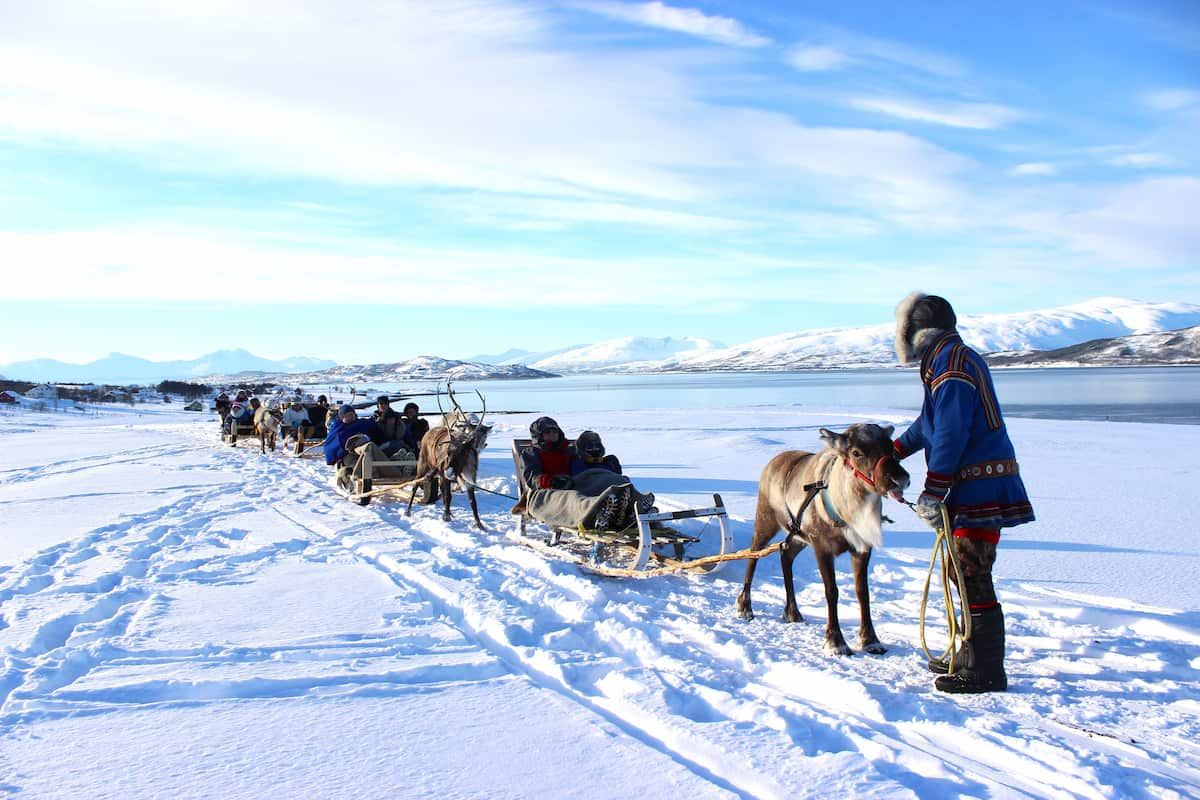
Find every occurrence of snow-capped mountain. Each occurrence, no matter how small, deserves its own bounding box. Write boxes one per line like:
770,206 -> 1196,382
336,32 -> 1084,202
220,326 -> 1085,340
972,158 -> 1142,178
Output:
661,297 -> 1200,373
0,349 -> 336,385
505,336 -> 724,374
198,356 -> 555,385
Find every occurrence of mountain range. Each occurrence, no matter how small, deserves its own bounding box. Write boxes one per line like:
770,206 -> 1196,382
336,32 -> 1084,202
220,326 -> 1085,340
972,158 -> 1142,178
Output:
0,349 -> 336,385
4,298 -> 1199,385
491,297 -> 1200,373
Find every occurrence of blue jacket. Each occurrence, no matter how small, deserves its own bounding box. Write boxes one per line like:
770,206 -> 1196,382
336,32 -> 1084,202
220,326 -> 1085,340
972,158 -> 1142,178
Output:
324,418 -> 382,465
895,331 -> 1034,530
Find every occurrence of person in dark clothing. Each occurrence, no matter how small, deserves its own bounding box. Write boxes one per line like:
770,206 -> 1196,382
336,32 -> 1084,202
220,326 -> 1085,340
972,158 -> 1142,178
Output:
306,395 -> 330,438
373,396 -> 410,457
570,430 -> 621,475
893,292 -> 1035,694
401,402 -> 430,451
324,405 -> 385,465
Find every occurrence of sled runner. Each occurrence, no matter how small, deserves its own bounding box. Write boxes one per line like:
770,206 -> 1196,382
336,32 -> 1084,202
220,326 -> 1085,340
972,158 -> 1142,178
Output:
509,438 -> 734,576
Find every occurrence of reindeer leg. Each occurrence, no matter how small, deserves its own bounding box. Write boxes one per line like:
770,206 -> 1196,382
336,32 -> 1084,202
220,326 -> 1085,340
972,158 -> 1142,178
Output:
814,542 -> 851,655
467,486 -> 483,530
441,476 -> 453,522
852,549 -> 886,654
736,557 -> 759,621
737,509 -> 781,620
780,534 -> 807,624
406,473 -> 425,517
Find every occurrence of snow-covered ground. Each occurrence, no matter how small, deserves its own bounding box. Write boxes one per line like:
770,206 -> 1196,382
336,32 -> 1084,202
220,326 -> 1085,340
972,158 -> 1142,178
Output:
2,402 -> 1198,799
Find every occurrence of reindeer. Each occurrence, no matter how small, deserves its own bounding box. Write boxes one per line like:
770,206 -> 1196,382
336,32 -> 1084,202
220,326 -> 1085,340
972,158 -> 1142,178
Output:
405,383 -> 491,529
736,423 -> 910,655
253,403 -> 283,454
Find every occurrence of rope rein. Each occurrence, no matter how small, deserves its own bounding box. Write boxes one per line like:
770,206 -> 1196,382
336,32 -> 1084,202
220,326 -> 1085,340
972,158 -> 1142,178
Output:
898,500 -> 973,670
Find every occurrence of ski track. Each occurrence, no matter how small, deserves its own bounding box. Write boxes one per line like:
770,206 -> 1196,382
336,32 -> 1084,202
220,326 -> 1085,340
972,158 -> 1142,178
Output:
1,421 -> 1198,799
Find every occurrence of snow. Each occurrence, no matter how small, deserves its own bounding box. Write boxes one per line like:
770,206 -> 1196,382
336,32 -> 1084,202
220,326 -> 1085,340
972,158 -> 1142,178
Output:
2,400 -> 1199,799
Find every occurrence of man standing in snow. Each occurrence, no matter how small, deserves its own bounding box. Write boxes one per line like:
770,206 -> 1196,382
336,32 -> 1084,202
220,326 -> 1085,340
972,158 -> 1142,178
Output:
893,292 -> 1035,694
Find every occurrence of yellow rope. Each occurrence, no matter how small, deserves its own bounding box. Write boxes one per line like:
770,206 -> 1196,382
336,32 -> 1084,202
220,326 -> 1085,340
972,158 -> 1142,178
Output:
917,503 -> 972,672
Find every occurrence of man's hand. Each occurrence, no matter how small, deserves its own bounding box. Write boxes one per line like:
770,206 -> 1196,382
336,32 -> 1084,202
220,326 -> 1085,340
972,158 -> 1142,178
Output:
915,492 -> 946,529
550,474 -> 574,490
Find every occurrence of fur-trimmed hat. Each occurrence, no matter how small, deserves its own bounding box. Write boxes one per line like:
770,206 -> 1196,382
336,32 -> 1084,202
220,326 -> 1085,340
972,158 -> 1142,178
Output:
895,292 -> 957,365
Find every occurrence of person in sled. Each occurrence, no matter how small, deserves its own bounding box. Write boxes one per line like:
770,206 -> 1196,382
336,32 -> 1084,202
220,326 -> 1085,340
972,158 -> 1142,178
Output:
518,418 -> 645,531
325,404 -> 398,488
401,401 -> 430,451
893,292 -> 1035,694
223,397 -> 258,435
570,430 -> 656,513
282,400 -> 311,443
372,396 -> 411,458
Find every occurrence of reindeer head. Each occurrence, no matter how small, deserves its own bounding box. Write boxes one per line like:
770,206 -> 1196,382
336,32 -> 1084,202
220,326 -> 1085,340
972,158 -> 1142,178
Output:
432,381 -> 490,477
819,423 -> 910,499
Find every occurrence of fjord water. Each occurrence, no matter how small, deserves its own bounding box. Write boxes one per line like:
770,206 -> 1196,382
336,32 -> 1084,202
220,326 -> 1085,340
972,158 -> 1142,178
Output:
388,367 -> 1200,425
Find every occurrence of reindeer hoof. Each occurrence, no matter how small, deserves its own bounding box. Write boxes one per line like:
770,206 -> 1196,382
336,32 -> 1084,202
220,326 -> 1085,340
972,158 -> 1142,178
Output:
737,608 -> 754,622
824,640 -> 853,656
861,641 -> 887,655
782,608 -> 804,624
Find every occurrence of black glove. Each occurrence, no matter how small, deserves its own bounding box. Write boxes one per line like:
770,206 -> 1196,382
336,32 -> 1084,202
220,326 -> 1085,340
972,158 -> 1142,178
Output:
550,474 -> 574,490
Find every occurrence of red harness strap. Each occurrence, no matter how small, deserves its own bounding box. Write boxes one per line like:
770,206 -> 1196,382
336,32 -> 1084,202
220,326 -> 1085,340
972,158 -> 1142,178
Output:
843,454 -> 892,491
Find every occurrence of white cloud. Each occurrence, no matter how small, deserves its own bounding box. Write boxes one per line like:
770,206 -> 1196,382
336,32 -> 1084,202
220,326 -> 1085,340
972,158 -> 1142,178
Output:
0,225 -> 838,307
785,45 -> 851,72
0,0 -> 976,231
1142,88 -> 1200,111
1016,177 -> 1200,266
1108,152 -> 1171,168
577,1 -> 770,47
849,97 -> 1025,129
1011,162 -> 1057,176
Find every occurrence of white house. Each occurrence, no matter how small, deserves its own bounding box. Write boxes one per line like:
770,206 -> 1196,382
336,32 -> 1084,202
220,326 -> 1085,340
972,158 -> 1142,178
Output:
27,384 -> 59,400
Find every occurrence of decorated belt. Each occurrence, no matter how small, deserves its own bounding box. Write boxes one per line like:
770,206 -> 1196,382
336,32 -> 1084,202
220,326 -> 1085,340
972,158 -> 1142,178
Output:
957,459 -> 1019,481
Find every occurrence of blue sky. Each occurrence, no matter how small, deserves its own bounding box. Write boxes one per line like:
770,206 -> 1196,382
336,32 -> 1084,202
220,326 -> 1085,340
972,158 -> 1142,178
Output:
1,0 -> 1197,365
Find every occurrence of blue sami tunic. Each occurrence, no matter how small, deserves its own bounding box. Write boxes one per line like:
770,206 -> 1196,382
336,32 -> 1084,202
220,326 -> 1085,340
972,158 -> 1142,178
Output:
895,331 -> 1035,531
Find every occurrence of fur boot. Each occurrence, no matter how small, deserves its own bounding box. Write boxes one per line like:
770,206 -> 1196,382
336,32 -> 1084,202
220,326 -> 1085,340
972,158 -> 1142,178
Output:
934,606 -> 1007,693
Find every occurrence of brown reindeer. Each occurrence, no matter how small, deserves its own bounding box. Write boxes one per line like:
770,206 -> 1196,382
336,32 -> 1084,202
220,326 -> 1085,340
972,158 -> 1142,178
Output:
253,404 -> 283,453
736,424 -> 910,655
405,383 -> 490,529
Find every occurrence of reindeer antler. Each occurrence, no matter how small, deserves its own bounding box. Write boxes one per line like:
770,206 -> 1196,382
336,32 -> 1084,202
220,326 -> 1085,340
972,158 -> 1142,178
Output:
473,389 -> 486,432
435,383 -> 446,417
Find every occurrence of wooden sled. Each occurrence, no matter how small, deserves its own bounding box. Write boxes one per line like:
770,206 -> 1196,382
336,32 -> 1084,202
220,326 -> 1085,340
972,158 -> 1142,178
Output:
332,439 -> 420,506
289,425 -> 329,458
509,438 -> 734,577
222,422 -> 257,446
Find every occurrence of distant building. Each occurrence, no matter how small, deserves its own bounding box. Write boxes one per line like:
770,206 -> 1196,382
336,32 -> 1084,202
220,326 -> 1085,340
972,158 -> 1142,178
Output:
184,399 -> 204,411
27,384 -> 59,400
0,391 -> 17,404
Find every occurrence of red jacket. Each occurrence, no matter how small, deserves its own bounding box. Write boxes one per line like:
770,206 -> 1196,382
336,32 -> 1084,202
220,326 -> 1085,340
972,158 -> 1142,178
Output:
520,441 -> 574,489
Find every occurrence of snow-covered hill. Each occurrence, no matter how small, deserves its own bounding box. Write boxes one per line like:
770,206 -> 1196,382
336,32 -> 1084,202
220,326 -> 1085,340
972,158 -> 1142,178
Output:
0,349 -> 336,384
507,336 -> 724,374
661,297 -> 1200,373
199,355 -> 556,385
987,325 -> 1200,367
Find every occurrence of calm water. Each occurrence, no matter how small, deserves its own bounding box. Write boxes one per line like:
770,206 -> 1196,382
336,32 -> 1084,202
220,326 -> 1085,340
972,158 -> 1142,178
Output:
352,367 -> 1200,425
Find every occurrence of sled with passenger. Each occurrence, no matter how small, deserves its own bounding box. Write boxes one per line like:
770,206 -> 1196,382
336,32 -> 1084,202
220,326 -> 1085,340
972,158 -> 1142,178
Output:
509,434 -> 735,577
333,388 -> 478,507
